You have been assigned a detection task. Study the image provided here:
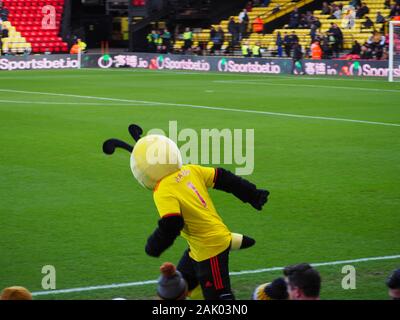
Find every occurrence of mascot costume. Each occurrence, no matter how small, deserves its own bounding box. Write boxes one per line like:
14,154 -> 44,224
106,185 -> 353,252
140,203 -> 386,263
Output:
103,124 -> 270,300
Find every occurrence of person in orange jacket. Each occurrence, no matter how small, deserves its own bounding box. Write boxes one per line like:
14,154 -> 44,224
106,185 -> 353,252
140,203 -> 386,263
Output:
252,16 -> 264,34
70,43 -> 80,54
311,40 -> 322,59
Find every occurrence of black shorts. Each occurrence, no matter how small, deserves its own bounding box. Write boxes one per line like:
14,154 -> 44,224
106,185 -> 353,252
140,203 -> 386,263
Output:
177,246 -> 234,300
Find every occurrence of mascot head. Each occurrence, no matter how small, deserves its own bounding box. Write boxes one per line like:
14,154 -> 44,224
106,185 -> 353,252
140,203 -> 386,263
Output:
103,124 -> 182,190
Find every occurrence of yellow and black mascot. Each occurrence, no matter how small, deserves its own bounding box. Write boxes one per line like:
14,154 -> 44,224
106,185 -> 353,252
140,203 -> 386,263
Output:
103,124 -> 269,300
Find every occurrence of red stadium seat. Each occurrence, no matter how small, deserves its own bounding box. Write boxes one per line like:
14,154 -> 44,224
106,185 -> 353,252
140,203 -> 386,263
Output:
2,0 -> 66,53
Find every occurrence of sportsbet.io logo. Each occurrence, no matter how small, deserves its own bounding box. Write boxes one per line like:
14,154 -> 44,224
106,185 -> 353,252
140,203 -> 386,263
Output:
98,54 -> 113,69
218,58 -> 228,72
349,61 -> 362,76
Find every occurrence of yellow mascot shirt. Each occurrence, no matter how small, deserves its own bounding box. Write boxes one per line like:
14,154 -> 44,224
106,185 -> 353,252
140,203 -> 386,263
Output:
153,164 -> 232,262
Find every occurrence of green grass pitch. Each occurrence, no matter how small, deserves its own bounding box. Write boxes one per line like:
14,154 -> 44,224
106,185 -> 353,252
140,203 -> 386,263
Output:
0,69 -> 399,300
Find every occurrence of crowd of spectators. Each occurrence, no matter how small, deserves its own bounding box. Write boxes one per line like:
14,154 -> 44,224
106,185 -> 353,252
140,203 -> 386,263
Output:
282,1 -> 398,60
146,28 -> 173,53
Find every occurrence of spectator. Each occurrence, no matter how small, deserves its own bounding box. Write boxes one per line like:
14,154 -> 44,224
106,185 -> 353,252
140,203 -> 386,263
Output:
157,262 -> 188,300
356,3 -> 369,18
321,2 -> 331,15
390,4 -> 400,17
182,27 -> 193,53
331,5 -> 342,19
350,0 -> 361,7
245,1 -> 253,12
252,15 -> 264,33
343,8 -> 356,29
360,45 -> 373,59
290,31 -> 299,44
276,31 -> 283,57
272,4 -> 281,14
311,16 -> 321,29
288,7 -> 300,28
241,40 -> 251,57
291,40 -> 305,74
376,11 -> 386,23
146,30 -> 156,52
238,9 -> 249,40
362,16 -> 374,29
252,278 -> 289,300
367,31 -> 386,59
328,23 -> 343,57
311,40 -> 322,59
252,41 -> 262,57
70,43 -> 80,54
2,25 -> 8,38
0,286 -> 32,300
228,17 -> 239,46
283,263 -> 321,300
161,28 -> 172,53
154,30 -> 163,53
299,14 -> 309,28
350,40 -> 362,54
77,38 -> 87,53
0,5 -> 8,21
381,47 -> 389,60
261,0 -> 270,7
210,26 -> 216,40
211,27 -> 224,55
283,32 -> 291,56
321,34 -> 332,58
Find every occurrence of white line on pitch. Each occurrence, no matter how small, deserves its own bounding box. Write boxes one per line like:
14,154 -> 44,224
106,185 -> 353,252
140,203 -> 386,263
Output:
0,99 -> 149,106
82,69 -> 393,83
31,254 -> 400,296
213,80 -> 400,94
0,88 -> 399,127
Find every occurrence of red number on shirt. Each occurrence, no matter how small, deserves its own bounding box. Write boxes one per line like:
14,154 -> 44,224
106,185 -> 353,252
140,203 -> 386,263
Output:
187,182 -> 207,208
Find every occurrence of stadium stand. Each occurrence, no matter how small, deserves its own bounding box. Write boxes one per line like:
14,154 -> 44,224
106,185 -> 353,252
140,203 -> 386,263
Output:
170,0 -> 315,54
2,0 -> 68,54
165,0 -> 390,58
253,0 -> 390,54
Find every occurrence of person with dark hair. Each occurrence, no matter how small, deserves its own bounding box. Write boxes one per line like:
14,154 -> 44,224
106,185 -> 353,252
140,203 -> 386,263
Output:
288,7 -> 300,28
350,40 -> 362,55
386,269 -> 400,300
284,263 -> 321,300
252,277 -> 289,300
276,31 -> 283,57
228,17 -> 239,46
283,32 -> 291,57
376,11 -> 386,23
321,1 -> 331,15
291,40 -> 305,75
161,28 -> 172,53
362,16 -> 374,29
356,2 -> 370,18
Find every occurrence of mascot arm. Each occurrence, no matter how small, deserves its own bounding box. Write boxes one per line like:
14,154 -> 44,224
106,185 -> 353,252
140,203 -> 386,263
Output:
145,215 -> 184,257
214,168 -> 269,211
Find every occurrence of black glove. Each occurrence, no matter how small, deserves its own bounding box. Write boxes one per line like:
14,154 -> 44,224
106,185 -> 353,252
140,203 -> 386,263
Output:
145,215 -> 184,257
250,189 -> 270,211
214,167 -> 270,211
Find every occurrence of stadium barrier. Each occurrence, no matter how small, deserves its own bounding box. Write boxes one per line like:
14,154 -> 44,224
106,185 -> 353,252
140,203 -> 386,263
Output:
0,53 -> 399,77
